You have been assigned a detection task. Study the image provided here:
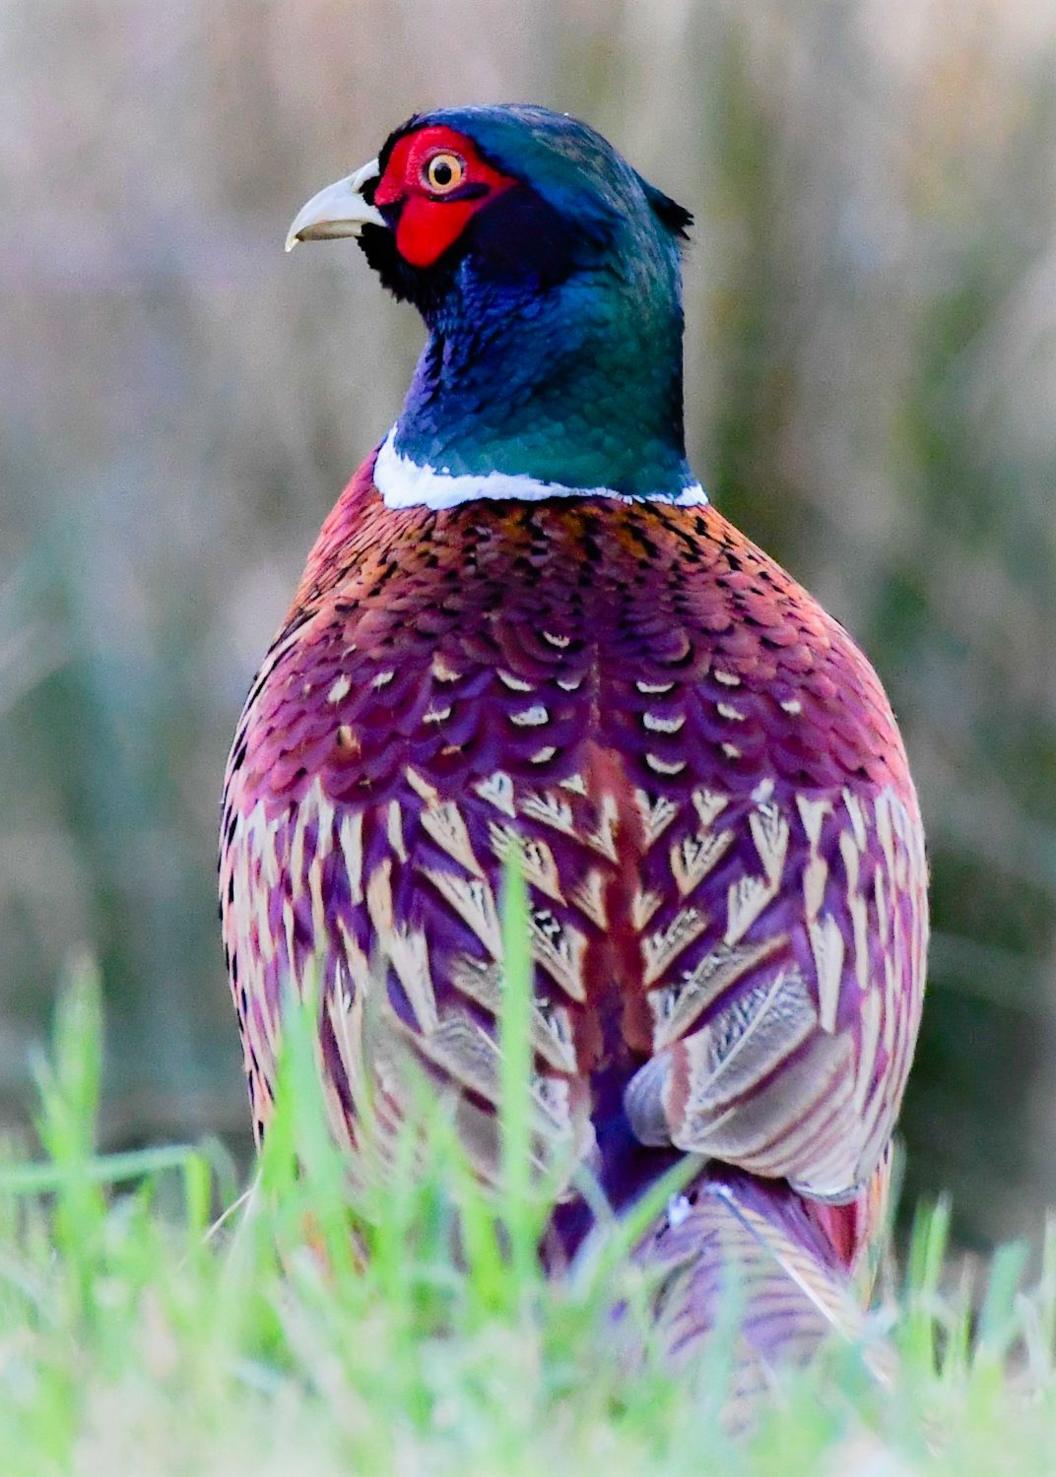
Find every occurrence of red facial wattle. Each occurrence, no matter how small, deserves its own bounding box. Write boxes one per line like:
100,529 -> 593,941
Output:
374,125 -> 516,268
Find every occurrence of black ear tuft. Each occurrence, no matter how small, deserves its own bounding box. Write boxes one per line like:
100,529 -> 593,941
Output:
376,112 -> 425,184
642,180 -> 693,240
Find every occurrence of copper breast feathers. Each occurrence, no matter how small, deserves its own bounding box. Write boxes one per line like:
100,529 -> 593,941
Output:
220,466 -> 927,1212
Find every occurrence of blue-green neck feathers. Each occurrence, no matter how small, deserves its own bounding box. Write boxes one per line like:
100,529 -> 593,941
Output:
384,106 -> 698,502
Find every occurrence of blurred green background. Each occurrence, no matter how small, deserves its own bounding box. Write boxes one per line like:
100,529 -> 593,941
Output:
3,0 -> 1055,1247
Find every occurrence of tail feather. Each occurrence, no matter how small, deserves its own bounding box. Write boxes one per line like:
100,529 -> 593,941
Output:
626,1168 -> 891,1417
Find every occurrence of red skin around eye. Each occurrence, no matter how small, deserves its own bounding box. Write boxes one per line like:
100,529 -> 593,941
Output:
374,125 -> 516,268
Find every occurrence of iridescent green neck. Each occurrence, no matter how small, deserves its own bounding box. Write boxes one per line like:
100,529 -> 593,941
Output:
391,234 -> 696,499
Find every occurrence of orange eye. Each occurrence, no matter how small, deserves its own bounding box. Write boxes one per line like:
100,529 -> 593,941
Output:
423,151 -> 465,194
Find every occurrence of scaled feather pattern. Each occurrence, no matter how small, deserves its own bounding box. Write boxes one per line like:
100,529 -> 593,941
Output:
220,104 -> 927,1402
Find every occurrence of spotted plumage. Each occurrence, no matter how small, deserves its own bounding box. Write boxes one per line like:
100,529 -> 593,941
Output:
221,104 -> 927,1391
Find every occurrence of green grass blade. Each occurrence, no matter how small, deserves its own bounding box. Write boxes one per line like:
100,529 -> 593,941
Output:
499,852 -> 537,1292
0,1143 -> 211,1195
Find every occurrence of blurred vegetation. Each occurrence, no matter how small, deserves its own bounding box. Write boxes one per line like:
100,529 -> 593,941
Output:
2,0 -> 1055,1247
2,960 -> 1055,1474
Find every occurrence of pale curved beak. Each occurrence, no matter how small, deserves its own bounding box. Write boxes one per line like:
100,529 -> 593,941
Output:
284,158 -> 386,252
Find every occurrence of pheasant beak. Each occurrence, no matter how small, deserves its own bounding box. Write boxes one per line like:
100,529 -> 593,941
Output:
284,158 -> 386,252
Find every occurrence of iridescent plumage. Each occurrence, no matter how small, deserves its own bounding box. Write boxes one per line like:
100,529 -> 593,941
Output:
220,104 -> 927,1393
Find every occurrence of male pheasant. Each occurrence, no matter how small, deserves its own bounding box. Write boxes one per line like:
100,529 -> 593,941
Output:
220,106 -> 928,1385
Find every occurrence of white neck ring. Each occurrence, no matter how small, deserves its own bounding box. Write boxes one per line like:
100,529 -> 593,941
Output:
372,427 -> 708,512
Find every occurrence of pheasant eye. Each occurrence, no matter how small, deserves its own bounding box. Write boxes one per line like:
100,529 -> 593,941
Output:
423,152 -> 465,194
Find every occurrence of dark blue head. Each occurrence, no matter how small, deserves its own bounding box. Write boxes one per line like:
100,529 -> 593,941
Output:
294,105 -> 698,498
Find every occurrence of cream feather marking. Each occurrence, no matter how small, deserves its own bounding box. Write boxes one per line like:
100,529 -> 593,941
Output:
568,868 -> 609,929
642,907 -> 710,987
419,799 -> 486,878
693,787 -> 729,828
529,906 -> 589,1001
635,788 -> 680,845
810,916 -> 846,1034
631,886 -> 665,931
510,703 -> 550,727
486,823 -> 565,903
798,794 -> 831,923
724,873 -> 778,947
671,828 -> 735,897
421,868 -> 504,959
521,787 -> 577,836
474,769 -> 517,817
839,827 -> 871,992
584,792 -> 620,862
854,989 -> 883,1117
647,753 -> 688,776
643,710 -> 686,733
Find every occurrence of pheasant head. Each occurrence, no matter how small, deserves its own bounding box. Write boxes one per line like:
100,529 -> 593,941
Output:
286,105 -> 700,506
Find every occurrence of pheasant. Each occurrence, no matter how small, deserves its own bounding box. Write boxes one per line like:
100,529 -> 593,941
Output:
220,105 -> 928,1387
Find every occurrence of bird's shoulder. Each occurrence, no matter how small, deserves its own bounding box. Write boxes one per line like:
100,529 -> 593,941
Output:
226,461 -> 912,816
